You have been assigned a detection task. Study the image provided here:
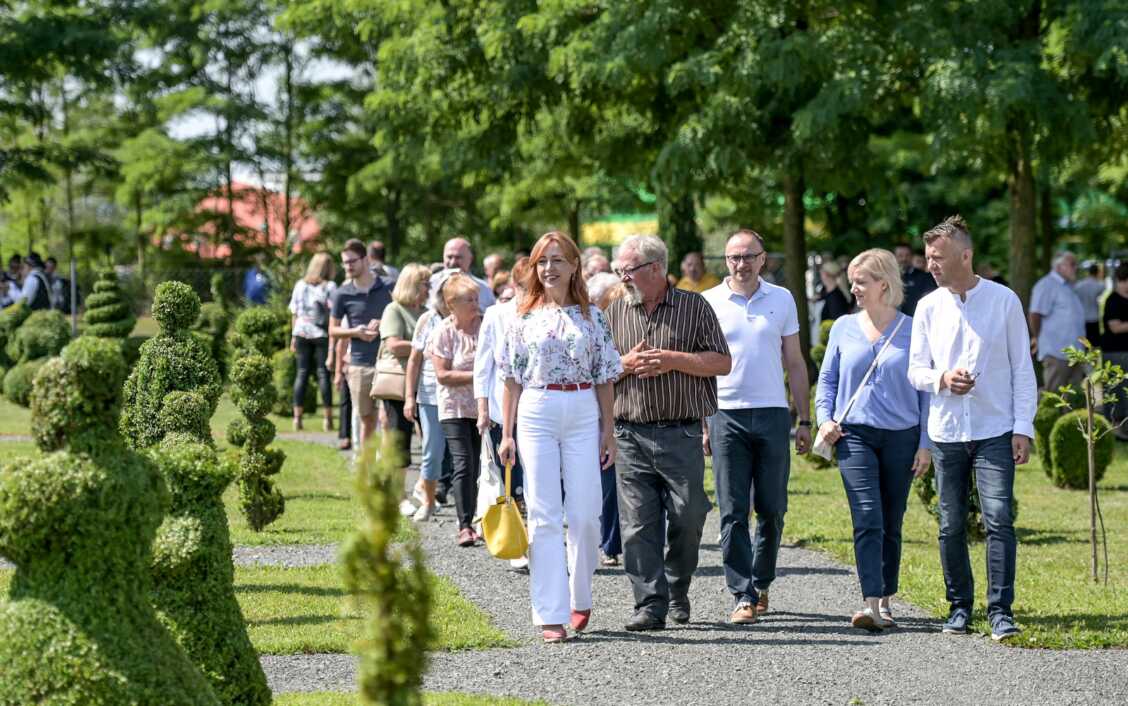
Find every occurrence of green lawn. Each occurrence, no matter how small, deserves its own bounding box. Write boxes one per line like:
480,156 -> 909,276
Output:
782,449 -> 1128,649
0,397 -> 30,436
276,693 -> 548,706
0,563 -> 510,656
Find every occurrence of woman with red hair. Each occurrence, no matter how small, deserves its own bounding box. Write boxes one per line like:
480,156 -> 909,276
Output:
498,231 -> 622,643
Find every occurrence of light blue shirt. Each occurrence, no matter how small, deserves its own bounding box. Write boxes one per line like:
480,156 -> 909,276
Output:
1030,271 -> 1084,361
816,312 -> 930,448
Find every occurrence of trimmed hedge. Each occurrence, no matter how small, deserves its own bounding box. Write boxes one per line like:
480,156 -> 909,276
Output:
0,326 -> 219,705
228,354 -> 285,531
228,306 -> 287,358
3,359 -> 45,407
6,309 -> 69,363
1034,393 -> 1062,472
0,302 -> 30,368
84,270 -> 136,339
120,282 -> 222,449
1048,410 -> 1115,490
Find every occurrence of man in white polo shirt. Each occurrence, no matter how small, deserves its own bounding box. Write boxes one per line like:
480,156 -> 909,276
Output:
703,229 -> 812,625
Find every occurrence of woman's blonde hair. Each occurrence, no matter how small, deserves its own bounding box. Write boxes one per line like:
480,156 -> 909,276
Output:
392,263 -> 430,307
441,273 -> 481,308
304,252 -> 335,285
848,248 -> 904,308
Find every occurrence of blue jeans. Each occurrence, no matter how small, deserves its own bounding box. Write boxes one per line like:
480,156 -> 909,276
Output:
708,407 -> 791,605
934,432 -> 1017,619
600,464 -> 621,557
418,403 -> 446,482
836,424 -> 919,598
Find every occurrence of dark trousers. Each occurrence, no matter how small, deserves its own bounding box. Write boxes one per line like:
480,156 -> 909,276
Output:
615,420 -> 710,619
934,432 -> 1017,619
441,418 -> 481,530
294,336 -> 332,409
338,378 -> 352,441
835,424 -> 919,598
437,446 -> 454,501
600,464 -> 621,557
709,407 -> 791,604
1086,321 -> 1101,345
382,399 -> 414,466
488,422 -> 524,498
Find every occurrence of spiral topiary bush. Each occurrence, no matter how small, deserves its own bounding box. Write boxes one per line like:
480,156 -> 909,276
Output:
84,270 -> 137,339
120,281 -> 222,449
0,333 -> 220,705
1048,410 -> 1115,490
147,394 -> 272,706
228,354 -> 286,531
2,359 -> 44,407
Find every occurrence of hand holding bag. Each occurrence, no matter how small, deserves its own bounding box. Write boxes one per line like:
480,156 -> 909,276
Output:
481,460 -> 528,560
370,340 -> 406,401
812,316 -> 906,460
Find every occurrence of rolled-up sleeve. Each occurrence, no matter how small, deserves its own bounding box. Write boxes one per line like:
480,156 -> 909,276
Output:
815,323 -> 841,427
908,306 -> 943,394
1007,296 -> 1038,439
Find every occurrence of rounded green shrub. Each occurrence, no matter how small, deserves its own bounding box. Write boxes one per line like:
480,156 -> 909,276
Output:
1034,393 -> 1061,473
272,348 -> 317,415
3,359 -> 45,407
123,334 -> 148,366
120,282 -> 222,449
6,309 -> 70,363
1048,410 -> 1115,490
0,302 -> 30,368
0,327 -> 220,705
83,270 -> 137,339
228,306 -> 287,358
228,354 -> 286,531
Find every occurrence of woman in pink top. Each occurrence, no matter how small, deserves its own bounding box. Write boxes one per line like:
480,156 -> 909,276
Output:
429,274 -> 484,547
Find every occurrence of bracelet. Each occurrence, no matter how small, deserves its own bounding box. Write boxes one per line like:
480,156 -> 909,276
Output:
797,420 -> 812,427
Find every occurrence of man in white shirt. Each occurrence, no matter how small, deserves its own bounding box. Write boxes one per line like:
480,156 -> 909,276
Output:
907,215 -> 1036,642
429,237 -> 496,311
702,229 -> 812,625
1029,251 -> 1085,392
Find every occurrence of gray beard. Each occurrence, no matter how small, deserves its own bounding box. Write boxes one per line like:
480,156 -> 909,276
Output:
624,283 -> 643,306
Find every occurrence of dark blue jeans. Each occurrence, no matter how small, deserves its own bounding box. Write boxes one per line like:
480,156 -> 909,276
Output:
600,464 -> 621,557
836,424 -> 919,598
708,407 -> 791,605
934,432 -> 1017,619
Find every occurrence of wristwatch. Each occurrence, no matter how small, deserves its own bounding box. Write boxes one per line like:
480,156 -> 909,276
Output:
797,420 -> 812,427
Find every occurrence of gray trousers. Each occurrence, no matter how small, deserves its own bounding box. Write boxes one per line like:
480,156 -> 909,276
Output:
614,420 -> 711,619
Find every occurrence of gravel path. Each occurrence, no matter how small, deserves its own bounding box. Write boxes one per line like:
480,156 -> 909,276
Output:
259,501 -> 1128,704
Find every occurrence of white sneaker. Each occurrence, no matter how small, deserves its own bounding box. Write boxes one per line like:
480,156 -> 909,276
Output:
412,503 -> 434,522
509,556 -> 528,570
399,499 -> 417,517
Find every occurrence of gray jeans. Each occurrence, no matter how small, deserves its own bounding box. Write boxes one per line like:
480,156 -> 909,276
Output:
614,420 -> 711,619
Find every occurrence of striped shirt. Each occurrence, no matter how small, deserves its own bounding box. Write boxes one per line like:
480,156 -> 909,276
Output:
606,285 -> 730,423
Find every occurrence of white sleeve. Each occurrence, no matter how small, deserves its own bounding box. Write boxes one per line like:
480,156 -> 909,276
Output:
1006,296 -> 1038,438
907,305 -> 943,394
14,272 -> 40,305
473,309 -> 497,400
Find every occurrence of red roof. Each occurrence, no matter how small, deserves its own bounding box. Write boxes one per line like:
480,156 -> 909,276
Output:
178,182 -> 320,259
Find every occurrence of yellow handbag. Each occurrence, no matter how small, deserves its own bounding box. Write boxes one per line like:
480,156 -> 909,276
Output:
481,463 -> 528,560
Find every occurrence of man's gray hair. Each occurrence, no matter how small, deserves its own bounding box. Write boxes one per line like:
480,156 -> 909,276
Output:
922,215 -> 973,249
618,234 -> 668,270
1051,251 -> 1076,269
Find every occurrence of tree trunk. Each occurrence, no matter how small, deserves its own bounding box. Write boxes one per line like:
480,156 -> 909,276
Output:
1008,136 -> 1037,311
568,201 -> 581,244
783,171 -> 811,364
1040,186 -> 1055,273
658,193 -> 699,279
282,39 -> 295,261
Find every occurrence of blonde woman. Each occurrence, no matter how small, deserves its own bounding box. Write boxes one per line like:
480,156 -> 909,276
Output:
289,252 -> 338,431
498,231 -> 621,643
377,264 -> 430,511
815,248 -> 931,631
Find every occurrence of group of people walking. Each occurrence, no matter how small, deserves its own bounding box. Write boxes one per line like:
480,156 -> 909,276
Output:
293,214 -> 1039,645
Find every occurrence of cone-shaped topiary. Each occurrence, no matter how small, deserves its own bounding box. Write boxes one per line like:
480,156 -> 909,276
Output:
147,391 -> 271,706
84,270 -> 137,339
915,466 -> 1020,542
227,354 -> 286,531
0,336 -> 220,705
120,281 -> 222,449
1048,410 -> 1115,490
343,433 -> 432,706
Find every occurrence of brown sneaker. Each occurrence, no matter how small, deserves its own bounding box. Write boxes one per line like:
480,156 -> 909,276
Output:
731,601 -> 758,625
756,589 -> 769,615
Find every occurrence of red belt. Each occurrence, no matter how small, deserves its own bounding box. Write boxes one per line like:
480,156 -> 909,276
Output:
544,382 -> 593,391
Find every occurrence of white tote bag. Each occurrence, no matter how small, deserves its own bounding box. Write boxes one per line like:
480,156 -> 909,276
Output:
812,316 -> 906,460
473,429 -> 504,533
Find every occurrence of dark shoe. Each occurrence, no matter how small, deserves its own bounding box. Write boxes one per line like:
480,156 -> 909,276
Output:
624,612 -> 665,632
570,609 -> 591,632
669,602 -> 690,625
942,607 -> 971,635
731,601 -> 758,625
991,615 -> 1021,642
337,438 -> 352,451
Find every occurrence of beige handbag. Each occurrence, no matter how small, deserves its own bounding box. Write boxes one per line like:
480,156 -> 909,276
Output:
370,342 -> 406,401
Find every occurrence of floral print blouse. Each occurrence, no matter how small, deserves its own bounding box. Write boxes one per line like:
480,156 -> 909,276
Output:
288,279 -> 337,339
428,315 -> 481,421
500,305 -> 623,388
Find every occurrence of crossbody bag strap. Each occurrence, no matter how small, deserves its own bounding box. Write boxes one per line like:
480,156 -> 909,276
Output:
834,314 -> 906,425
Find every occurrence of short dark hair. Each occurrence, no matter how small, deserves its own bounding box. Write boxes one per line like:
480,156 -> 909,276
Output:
342,239 -> 367,259
46,256 -> 57,267
25,252 -> 44,269
368,241 -> 386,261
1089,262 -> 1101,276
1116,262 -> 1128,283
8,255 -> 20,265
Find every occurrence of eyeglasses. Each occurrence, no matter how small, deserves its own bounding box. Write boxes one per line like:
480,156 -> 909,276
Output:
726,251 -> 764,266
342,256 -> 362,266
613,260 -> 655,279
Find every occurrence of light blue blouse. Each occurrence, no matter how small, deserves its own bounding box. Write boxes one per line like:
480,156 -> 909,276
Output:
815,312 -> 930,448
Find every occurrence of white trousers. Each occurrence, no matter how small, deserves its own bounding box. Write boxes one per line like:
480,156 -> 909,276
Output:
517,387 -> 602,626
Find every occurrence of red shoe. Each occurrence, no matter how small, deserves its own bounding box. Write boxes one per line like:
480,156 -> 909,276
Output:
468,528 -> 483,545
457,528 -> 475,547
570,609 -> 591,632
542,625 -> 567,643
